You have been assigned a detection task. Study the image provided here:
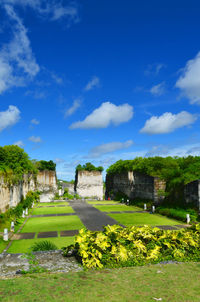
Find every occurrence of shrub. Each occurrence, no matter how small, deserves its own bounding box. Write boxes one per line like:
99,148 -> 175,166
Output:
63,224 -> 200,269
156,207 -> 199,222
31,240 -> 58,251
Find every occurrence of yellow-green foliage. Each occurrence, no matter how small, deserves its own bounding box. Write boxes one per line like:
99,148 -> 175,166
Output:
64,224 -> 200,269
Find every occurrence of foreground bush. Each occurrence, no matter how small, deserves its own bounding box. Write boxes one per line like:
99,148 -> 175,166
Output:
31,240 -> 58,251
63,224 -> 200,269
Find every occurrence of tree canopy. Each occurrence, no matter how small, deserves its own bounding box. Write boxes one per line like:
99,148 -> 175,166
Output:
35,160 -> 56,171
76,162 -> 104,172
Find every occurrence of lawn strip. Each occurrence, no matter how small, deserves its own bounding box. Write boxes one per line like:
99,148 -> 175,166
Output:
108,212 -> 182,227
7,236 -> 75,253
20,216 -> 85,233
94,205 -> 143,212
32,206 -> 74,215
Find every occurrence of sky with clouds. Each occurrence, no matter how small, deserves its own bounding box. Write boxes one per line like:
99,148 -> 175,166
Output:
1,0 -> 200,180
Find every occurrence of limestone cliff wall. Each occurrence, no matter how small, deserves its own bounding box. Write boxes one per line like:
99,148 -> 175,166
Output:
184,180 -> 200,210
75,170 -> 103,200
37,170 -> 57,192
0,174 -> 36,213
106,171 -> 166,203
0,170 -> 57,213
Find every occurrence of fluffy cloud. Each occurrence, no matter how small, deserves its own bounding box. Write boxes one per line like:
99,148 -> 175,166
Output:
84,76 -> 100,91
150,82 -> 165,96
89,140 -> 133,158
0,105 -> 20,132
0,4 -> 39,93
0,1 -> 79,93
145,63 -> 166,76
13,140 -> 24,147
70,102 -> 134,129
54,158 -> 65,164
140,111 -> 197,134
31,119 -> 40,125
29,136 -> 42,143
3,0 -> 79,24
65,99 -> 81,117
176,52 -> 200,104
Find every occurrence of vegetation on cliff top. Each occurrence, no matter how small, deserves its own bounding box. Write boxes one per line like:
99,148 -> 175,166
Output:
76,162 -> 103,172
0,145 -> 56,184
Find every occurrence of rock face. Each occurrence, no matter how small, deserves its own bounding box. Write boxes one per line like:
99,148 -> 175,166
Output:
106,171 -> 166,204
75,170 -> 103,200
0,170 -> 57,212
184,180 -> 200,210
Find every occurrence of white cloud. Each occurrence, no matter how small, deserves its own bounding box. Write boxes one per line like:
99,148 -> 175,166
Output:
0,105 -> 20,132
54,158 -> 65,164
70,102 -> 134,129
150,82 -> 165,96
65,99 -> 81,117
29,136 -> 42,143
140,111 -> 197,134
3,0 -> 79,24
31,118 -> 40,125
176,52 -> 200,104
0,4 -> 39,93
84,76 -> 100,91
89,140 -> 134,158
13,140 -> 24,147
145,63 -> 166,76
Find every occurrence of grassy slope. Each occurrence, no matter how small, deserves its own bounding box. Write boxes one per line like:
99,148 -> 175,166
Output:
21,216 -> 85,233
94,205 -> 142,212
0,238 -> 9,253
108,213 -> 182,226
7,237 -> 75,253
0,263 -> 199,301
32,206 -> 74,215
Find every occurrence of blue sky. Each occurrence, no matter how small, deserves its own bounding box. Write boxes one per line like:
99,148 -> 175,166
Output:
1,0 -> 200,180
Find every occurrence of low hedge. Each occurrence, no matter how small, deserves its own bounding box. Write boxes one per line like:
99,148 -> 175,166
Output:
155,207 -> 199,222
63,224 -> 200,269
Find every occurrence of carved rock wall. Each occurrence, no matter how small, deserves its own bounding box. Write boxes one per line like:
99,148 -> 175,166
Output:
106,171 -> 166,203
75,170 -> 103,200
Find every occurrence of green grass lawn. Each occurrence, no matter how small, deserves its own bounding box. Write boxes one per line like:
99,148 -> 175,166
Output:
37,202 -> 69,207
7,237 -> 75,253
108,212 -> 182,226
21,216 -> 85,233
87,200 -> 120,205
0,238 -> 9,253
0,263 -> 199,301
94,205 -> 142,212
32,206 -> 74,215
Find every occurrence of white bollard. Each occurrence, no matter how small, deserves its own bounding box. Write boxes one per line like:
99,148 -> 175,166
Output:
127,199 -> 129,206
3,229 -> 8,241
32,202 -> 34,208
186,214 -> 190,224
22,210 -> 25,218
152,206 -> 155,213
25,208 -> 28,215
121,198 -> 124,204
144,203 -> 147,210
11,221 -> 14,232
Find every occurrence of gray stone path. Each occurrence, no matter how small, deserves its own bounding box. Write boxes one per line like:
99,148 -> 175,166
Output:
69,200 -> 124,231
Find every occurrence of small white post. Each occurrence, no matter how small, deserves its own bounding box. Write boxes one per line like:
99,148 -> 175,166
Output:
144,203 -> 147,210
25,208 -> 28,215
3,229 -> 8,241
152,206 -> 155,213
22,210 -> 25,218
58,189 -> 62,196
186,214 -> 190,224
121,198 -> 124,203
127,199 -> 129,206
32,202 -> 34,208
11,221 -> 14,232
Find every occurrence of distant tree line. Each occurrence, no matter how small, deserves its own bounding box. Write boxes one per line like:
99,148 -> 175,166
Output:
76,162 -> 104,172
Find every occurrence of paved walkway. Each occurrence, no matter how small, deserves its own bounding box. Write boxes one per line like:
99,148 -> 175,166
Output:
69,199 -> 124,231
